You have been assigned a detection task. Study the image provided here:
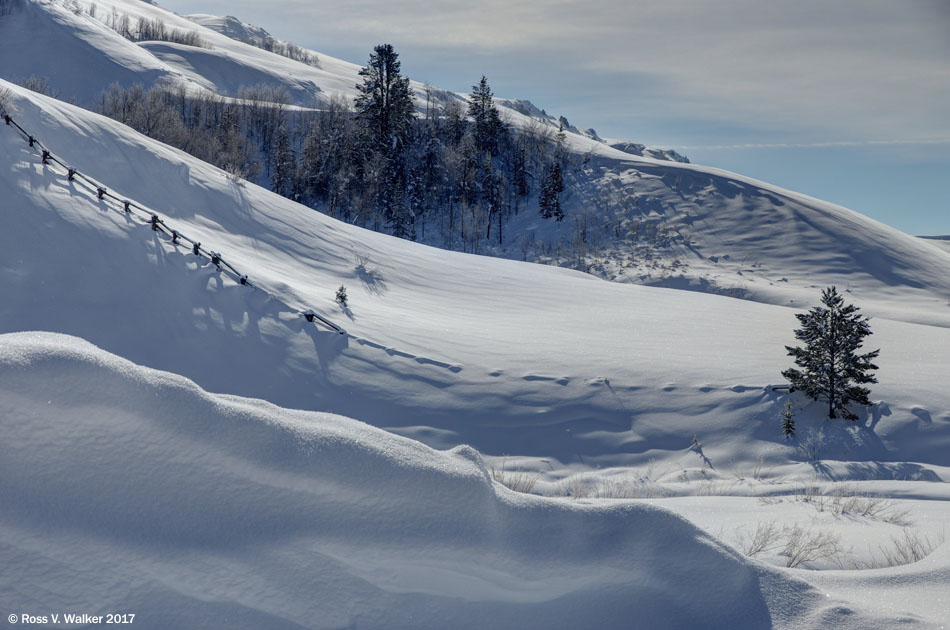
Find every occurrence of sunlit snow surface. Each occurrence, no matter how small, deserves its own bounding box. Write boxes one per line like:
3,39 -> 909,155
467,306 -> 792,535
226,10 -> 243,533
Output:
1,1 -> 949,626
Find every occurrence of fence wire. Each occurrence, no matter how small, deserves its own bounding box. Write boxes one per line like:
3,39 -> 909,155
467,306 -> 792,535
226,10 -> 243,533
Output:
2,112 -> 345,334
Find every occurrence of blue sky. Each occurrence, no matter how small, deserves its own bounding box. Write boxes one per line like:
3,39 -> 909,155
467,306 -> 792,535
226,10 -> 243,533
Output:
163,0 -> 950,235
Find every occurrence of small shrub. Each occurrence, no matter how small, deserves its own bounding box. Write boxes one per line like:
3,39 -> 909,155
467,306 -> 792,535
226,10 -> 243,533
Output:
735,521 -> 783,557
0,87 -> 15,117
335,285 -> 348,307
796,428 -> 824,463
874,528 -> 942,567
781,525 -> 845,568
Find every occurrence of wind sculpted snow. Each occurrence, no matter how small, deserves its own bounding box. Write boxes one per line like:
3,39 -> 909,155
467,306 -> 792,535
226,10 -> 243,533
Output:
0,331 -> 820,630
2,3 -> 950,626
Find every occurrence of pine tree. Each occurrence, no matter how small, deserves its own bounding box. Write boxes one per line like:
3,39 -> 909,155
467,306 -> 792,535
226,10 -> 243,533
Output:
336,285 -> 348,307
468,75 -> 503,156
270,123 -> 295,197
782,287 -> 880,420
539,123 -> 566,221
479,151 -> 503,242
354,44 -> 414,159
781,399 -> 796,439
512,138 -> 529,199
354,44 -> 414,234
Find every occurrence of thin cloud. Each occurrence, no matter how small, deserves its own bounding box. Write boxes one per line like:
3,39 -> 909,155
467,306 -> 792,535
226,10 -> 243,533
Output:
160,0 -> 950,144
663,139 -> 950,151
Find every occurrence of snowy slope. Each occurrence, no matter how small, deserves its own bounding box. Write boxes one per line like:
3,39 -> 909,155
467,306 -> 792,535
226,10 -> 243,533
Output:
3,0 -> 947,327
3,26 -> 950,628
5,331 -> 918,630
0,0 -> 184,98
2,80 -> 948,476
183,13 -> 272,46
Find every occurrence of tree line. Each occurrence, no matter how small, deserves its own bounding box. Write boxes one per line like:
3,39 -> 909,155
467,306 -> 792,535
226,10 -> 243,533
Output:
93,45 -> 572,252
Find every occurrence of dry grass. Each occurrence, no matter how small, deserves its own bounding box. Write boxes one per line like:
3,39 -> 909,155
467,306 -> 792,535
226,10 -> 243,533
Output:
489,459 -> 540,495
857,528 -> 944,569
759,484 -> 914,526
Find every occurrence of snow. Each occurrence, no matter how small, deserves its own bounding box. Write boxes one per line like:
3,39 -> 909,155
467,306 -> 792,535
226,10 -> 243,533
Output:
0,331 -> 819,629
1,1 -> 950,626
4,1 -> 948,326
183,13 -> 273,46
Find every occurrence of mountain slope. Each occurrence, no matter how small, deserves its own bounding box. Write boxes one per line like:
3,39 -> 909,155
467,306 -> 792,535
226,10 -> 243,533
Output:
2,0 -> 947,326
2,80 -> 948,475
3,17 -> 950,627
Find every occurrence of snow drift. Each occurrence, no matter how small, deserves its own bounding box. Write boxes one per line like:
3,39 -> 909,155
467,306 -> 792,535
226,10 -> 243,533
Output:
0,331 -> 835,630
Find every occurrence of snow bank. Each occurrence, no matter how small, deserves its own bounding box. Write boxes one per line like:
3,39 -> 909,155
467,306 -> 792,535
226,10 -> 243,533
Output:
0,331 -> 814,629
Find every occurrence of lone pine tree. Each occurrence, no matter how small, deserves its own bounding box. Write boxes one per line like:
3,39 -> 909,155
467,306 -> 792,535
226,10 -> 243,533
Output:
782,286 -> 880,420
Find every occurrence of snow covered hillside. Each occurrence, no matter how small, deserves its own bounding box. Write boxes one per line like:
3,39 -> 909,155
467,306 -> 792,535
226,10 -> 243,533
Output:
3,80 -> 948,476
13,331 -> 936,629
5,0 -> 945,324
2,1 -> 950,626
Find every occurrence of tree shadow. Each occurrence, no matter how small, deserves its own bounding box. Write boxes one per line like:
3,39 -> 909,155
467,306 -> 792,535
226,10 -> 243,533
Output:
356,260 -> 387,296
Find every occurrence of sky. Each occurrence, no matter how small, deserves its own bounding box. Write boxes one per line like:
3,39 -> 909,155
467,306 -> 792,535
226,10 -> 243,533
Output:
159,0 -> 950,236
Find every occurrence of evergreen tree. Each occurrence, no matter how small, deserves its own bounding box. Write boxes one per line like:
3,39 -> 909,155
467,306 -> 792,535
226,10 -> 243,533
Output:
782,286 -> 880,420
354,44 -> 414,158
299,125 -> 324,204
270,123 -> 295,197
354,44 -> 414,234
781,399 -> 796,439
479,151 -> 503,242
512,138 -> 529,199
442,101 -> 467,146
538,160 -> 564,221
539,123 -> 566,221
468,75 -> 503,156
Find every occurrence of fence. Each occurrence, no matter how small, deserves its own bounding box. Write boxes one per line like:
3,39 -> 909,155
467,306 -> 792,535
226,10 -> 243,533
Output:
2,111 -> 345,334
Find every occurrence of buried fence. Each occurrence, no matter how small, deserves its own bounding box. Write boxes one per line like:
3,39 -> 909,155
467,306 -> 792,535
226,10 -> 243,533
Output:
2,111 -> 345,335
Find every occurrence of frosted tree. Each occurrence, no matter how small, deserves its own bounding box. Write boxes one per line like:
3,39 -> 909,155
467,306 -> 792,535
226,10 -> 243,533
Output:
782,287 -> 880,420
